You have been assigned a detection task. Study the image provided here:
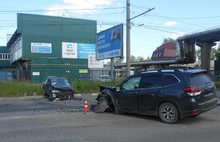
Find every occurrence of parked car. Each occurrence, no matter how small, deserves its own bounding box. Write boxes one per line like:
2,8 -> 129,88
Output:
98,75 -> 111,82
119,74 -> 127,79
79,74 -> 93,82
43,77 -> 74,101
93,68 -> 218,124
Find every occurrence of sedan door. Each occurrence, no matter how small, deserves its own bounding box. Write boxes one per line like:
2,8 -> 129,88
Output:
115,76 -> 142,113
44,79 -> 51,95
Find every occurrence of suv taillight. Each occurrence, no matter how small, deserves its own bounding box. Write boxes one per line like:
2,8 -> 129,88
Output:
183,87 -> 201,96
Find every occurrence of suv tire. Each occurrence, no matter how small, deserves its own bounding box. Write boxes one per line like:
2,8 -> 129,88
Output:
94,97 -> 108,113
158,102 -> 178,124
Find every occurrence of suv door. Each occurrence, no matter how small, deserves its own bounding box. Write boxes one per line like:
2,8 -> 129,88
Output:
138,74 -> 164,114
115,76 -> 142,113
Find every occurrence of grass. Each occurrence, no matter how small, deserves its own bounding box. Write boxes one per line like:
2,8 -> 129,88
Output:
0,80 -> 42,97
72,79 -> 121,93
0,79 -> 122,97
214,81 -> 220,88
1,80 -> 219,97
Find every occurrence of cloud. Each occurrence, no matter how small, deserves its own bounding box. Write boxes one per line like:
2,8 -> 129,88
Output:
171,32 -> 185,38
163,21 -> 177,27
44,4 -> 68,16
140,48 -> 145,50
44,0 -> 116,16
117,3 -> 122,7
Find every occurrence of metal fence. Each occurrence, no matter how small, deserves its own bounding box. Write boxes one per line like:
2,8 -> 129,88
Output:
209,70 -> 220,81
0,71 -> 13,81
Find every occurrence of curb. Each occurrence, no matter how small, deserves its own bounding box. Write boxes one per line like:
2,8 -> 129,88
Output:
56,109 -> 82,112
75,94 -> 82,97
18,96 -> 44,100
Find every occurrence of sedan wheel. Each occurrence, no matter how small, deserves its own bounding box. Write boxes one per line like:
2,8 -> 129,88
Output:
48,91 -> 54,101
43,89 -> 46,96
159,102 -> 178,124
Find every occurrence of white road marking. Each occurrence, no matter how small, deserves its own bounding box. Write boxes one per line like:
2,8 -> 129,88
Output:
92,93 -> 98,96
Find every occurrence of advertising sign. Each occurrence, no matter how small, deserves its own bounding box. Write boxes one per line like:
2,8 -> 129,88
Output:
62,42 -> 77,58
88,53 -> 103,68
31,43 -> 52,53
79,69 -> 88,73
62,42 -> 95,59
96,24 -> 123,60
77,43 -> 96,58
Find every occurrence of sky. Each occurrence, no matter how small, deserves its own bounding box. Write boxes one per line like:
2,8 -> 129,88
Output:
0,0 -> 220,61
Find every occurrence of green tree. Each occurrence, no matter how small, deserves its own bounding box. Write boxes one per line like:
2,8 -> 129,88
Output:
136,56 -> 145,62
113,56 -> 124,63
130,55 -> 137,62
130,55 -> 151,62
196,48 -> 201,60
211,48 -> 218,60
162,37 -> 176,44
146,56 -> 151,61
196,47 -> 218,60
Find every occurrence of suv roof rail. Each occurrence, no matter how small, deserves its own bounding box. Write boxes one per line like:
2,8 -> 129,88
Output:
158,68 -> 181,72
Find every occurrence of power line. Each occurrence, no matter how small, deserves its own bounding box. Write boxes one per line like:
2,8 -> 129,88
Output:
0,7 -> 125,13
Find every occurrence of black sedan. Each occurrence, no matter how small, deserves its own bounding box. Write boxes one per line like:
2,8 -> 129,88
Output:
43,77 -> 74,101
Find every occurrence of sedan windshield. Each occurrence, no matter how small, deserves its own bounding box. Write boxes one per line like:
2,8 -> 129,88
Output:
51,78 -> 70,86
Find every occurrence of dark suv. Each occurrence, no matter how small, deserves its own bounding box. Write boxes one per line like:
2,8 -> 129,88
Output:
93,68 -> 218,124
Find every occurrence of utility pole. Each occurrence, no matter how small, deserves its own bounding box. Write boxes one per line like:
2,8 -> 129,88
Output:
126,1 -> 154,76
126,0 -> 131,77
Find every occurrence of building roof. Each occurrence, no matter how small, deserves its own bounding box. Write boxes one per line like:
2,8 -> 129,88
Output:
151,42 -> 176,59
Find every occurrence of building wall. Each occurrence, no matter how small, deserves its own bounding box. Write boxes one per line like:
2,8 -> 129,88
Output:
0,46 -> 15,68
7,13 -> 97,82
16,13 -> 96,59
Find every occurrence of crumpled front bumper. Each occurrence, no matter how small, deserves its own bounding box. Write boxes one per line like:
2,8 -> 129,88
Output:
51,90 -> 74,99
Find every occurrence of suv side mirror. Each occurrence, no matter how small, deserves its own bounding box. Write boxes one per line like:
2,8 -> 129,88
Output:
116,87 -> 120,92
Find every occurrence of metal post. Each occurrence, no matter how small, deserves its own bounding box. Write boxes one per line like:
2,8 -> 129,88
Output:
126,0 -> 131,77
111,58 -> 113,79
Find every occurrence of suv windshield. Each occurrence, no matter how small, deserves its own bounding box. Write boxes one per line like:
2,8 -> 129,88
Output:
51,78 -> 70,86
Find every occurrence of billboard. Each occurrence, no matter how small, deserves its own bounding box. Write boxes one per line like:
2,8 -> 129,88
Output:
62,42 -> 95,59
31,43 -> 52,53
96,24 -> 123,60
88,53 -> 103,68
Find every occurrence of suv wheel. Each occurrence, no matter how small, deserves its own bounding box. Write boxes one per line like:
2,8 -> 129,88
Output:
94,97 -> 108,113
158,102 -> 178,124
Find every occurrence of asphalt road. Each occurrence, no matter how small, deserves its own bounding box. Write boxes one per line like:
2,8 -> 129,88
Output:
0,92 -> 219,142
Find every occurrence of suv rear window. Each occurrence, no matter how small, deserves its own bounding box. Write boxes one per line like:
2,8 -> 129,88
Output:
190,73 -> 211,85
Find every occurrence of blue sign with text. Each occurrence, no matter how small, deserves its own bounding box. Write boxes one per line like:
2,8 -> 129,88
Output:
77,43 -> 96,59
31,43 -> 52,53
96,24 -> 123,60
